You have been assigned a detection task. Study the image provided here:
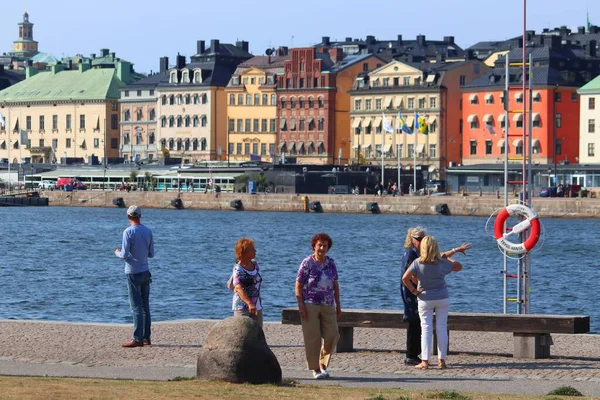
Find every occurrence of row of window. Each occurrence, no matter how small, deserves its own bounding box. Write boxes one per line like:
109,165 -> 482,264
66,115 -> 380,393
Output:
229,93 -> 277,106
352,144 -> 438,158
227,143 -> 277,156
462,115 -> 559,133
354,122 -> 438,135
161,93 -> 207,106
8,115 -> 120,132
282,76 -> 326,89
123,89 -> 155,97
160,115 -> 207,128
280,142 -> 326,156
229,119 -> 277,133
169,70 -> 202,84
355,97 -> 437,111
122,132 -> 156,146
468,92 -> 577,106
469,141 -> 537,156
0,138 -> 117,151
160,138 -> 207,152
123,108 -> 156,122
280,97 -> 325,109
230,75 -> 275,86
280,118 -> 324,132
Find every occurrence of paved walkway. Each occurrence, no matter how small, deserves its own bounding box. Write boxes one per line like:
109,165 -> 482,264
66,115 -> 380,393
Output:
0,320 -> 599,397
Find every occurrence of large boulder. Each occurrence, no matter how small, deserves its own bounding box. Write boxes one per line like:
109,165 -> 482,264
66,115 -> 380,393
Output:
196,316 -> 282,384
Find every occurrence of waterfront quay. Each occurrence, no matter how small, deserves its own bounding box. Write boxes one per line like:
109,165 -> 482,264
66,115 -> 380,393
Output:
0,319 -> 598,396
44,190 -> 600,218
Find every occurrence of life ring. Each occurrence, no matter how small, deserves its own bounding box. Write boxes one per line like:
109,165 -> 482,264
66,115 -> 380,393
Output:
494,204 -> 541,254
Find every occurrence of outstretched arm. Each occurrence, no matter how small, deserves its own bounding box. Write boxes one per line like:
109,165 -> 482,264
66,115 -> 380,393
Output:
441,242 -> 471,259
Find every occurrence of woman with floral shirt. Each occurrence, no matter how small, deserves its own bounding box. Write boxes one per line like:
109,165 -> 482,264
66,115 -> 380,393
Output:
232,237 -> 263,327
295,233 -> 341,379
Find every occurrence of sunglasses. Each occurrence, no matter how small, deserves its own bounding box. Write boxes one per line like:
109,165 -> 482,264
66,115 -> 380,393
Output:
413,237 -> 424,241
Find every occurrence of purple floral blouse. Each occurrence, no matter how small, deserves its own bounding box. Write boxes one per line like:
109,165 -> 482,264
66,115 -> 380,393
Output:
296,255 -> 338,306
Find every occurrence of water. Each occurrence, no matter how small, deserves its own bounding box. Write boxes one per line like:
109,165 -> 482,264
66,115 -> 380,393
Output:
0,207 -> 597,332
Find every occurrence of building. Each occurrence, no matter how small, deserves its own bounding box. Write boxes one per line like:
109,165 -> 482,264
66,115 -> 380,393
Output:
156,40 -> 252,163
225,49 -> 289,162
461,38 -> 600,168
0,12 -> 41,70
0,65 -> 24,91
119,57 -> 170,163
0,61 -> 130,164
577,74 -> 600,164
349,59 -> 488,183
277,48 -> 384,164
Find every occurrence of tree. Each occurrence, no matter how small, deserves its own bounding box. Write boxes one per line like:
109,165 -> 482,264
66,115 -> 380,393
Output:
129,171 -> 138,184
234,174 -> 250,192
256,171 -> 267,192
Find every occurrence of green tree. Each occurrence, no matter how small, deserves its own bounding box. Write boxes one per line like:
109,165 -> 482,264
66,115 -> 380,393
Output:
257,171 -> 267,192
129,171 -> 138,184
235,174 -> 250,192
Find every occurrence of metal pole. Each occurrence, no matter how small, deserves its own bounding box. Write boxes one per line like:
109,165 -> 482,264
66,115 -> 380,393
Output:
7,110 -> 11,193
503,52 -> 509,314
397,143 -> 401,194
380,128 -> 384,187
414,122 -> 417,193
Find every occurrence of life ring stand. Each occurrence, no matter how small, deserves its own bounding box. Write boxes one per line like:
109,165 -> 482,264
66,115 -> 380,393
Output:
494,204 -> 541,254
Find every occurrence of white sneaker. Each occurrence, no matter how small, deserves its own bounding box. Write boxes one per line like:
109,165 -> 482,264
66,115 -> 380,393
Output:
320,369 -> 330,378
312,371 -> 325,379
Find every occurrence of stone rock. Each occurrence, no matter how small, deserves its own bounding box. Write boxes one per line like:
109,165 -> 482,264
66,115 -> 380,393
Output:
196,316 -> 282,384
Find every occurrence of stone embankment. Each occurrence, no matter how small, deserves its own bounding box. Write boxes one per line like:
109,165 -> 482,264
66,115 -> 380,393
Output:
44,191 -> 600,218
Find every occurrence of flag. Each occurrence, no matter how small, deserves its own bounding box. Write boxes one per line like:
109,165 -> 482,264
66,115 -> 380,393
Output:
0,113 -> 5,129
382,112 -> 394,133
415,113 -> 429,135
485,123 -> 496,134
397,112 -> 413,134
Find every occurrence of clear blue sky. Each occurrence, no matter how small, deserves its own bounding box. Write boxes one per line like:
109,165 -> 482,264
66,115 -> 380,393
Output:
2,0 -> 599,74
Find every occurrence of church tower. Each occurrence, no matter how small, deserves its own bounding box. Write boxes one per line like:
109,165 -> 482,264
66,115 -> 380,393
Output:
13,12 -> 39,57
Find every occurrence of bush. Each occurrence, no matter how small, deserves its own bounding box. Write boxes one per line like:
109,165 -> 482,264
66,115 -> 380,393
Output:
547,386 -> 583,396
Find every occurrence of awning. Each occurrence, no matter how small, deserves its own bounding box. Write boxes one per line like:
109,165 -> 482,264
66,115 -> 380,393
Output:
532,139 -> 540,147
290,119 -> 296,130
351,118 -> 362,128
513,139 -> 523,147
405,116 -> 414,126
278,141 -> 286,149
469,94 -> 478,102
279,119 -> 286,129
484,93 -> 493,102
533,91 -> 541,100
482,114 -> 493,123
79,139 -> 86,149
13,118 -> 19,131
497,139 -> 505,148
288,141 -> 296,151
393,97 -> 402,108
307,140 -> 314,147
384,96 -> 393,108
467,114 -> 478,123
352,144 -> 360,149
363,144 -> 372,149
385,143 -> 393,152
497,114 -> 506,122
513,113 -> 523,122
532,112 -> 540,120
428,115 -> 437,124
514,92 -> 523,100
0,140 -> 5,148
316,141 -> 324,148
363,118 -> 372,127
297,142 -> 304,150
415,144 -> 425,153
306,117 -> 314,124
373,117 -> 382,127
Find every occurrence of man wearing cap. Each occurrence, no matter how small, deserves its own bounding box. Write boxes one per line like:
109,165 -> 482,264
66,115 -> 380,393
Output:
115,205 -> 155,348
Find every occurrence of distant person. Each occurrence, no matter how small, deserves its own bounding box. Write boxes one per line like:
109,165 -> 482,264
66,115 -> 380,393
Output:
115,205 -> 155,348
231,238 -> 263,327
296,233 -> 341,379
402,236 -> 465,370
400,227 -> 470,366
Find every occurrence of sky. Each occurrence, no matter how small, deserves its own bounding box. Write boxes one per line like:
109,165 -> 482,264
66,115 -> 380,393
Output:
1,0 -> 599,74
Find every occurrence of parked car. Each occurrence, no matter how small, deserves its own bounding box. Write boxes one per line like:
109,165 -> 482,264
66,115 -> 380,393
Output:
38,180 -> 56,190
56,177 -> 87,191
539,187 -> 558,197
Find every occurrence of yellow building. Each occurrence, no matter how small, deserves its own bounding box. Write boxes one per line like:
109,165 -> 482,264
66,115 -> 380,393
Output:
0,62 -> 128,164
226,54 -> 288,162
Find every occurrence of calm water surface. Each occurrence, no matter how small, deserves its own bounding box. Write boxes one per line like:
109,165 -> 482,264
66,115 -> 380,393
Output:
0,207 -> 597,332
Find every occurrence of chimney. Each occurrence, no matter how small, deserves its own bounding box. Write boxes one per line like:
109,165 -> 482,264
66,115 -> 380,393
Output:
591,25 -> 600,34
51,62 -> 63,75
329,48 -> 344,63
176,54 -> 186,69
589,40 -> 597,57
25,65 -> 38,79
578,26 -> 586,34
117,61 -> 132,84
236,40 -> 249,53
417,34 -> 426,45
550,35 -> 561,49
90,53 -> 96,59
210,39 -> 220,53
100,48 -> 109,57
443,36 -> 455,44
397,34 -> 403,45
436,53 -> 445,63
542,28 -> 549,33
26,59 -> 33,67
345,37 -> 352,42
536,35 -> 545,46
277,46 -> 288,56
366,35 -> 376,44
526,30 -> 535,41
465,49 -> 475,60
110,52 -> 115,60
78,59 -> 91,73
322,36 -> 330,45
197,40 -> 205,54
159,56 -> 169,74
0,65 -> 3,71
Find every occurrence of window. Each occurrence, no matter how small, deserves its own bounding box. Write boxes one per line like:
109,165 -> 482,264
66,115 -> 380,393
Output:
228,118 -> 234,132
429,144 -> 436,158
161,117 -> 167,128
237,143 -> 242,154
590,97 -> 596,110
136,109 -> 143,121
269,144 -> 275,155
291,98 -> 296,108
588,143 -> 595,156
252,143 -> 258,154
299,119 -> 305,131
430,97 -> 436,108
299,78 -> 304,88
149,90 -> 154,96
281,98 -> 286,108
253,119 -> 259,132
470,96 -> 478,105
52,139 -> 58,150
318,97 -> 324,108
259,77 -> 264,85
261,119 -> 267,132
516,95 -> 523,104
271,94 -> 276,105
66,114 -> 72,130
149,132 -> 155,145
245,119 -> 251,132
572,93 -> 578,102
430,121 -> 437,133
52,115 -> 58,130
112,102 -> 118,111
124,90 -> 129,97
162,95 -> 167,105
229,94 -> 235,105
111,114 -> 118,129
403,77 -> 410,86
290,118 -> 296,131
555,113 -> 562,128
176,116 -> 182,127
111,138 -> 118,149
459,75 -> 466,86
94,138 -> 99,148
229,143 -> 234,156
193,95 -> 199,104
201,116 -> 207,127
469,140 -> 477,155
318,118 -> 324,131
123,132 -> 130,145
193,139 -> 199,151
124,109 -> 131,122
149,109 -> 155,120
459,119 -> 463,134
533,93 -> 540,102
589,119 -> 595,133
254,94 -> 260,105
246,94 -> 252,105
39,116 -> 45,130
169,117 -> 175,127
393,77 -> 399,86
418,98 -> 426,108
26,116 -> 31,130
516,120 -> 523,129
79,115 -> 85,129
533,117 -> 541,128
485,140 -> 492,155
169,95 -> 175,105
299,98 -> 304,108
238,94 -> 243,105
308,97 -> 314,108
355,99 -> 362,110
237,119 -> 243,132
365,99 -> 372,110
270,119 -> 276,132
261,143 -> 266,155
262,94 -> 267,105
243,77 -> 248,85
245,143 -> 250,155
251,77 -> 256,84
408,144 -> 414,156
38,139 -> 44,148
555,92 -> 562,102
407,98 -> 414,109
375,99 -> 382,110
201,94 -> 207,104
66,138 -> 72,148
516,143 -> 523,155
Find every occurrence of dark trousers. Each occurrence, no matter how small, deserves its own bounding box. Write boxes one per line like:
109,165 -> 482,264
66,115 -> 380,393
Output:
406,317 -> 422,359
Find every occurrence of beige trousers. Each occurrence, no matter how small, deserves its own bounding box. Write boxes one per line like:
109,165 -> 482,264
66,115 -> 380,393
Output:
301,303 -> 339,370
234,309 -> 263,328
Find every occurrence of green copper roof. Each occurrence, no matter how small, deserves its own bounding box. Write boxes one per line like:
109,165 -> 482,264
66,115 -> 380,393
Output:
0,68 -> 126,103
578,74 -> 600,93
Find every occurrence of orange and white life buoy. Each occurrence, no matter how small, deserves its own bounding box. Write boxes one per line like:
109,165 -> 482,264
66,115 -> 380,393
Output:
494,204 -> 541,254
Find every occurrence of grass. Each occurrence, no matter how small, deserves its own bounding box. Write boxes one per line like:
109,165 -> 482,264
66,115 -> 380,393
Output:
0,376 -> 598,400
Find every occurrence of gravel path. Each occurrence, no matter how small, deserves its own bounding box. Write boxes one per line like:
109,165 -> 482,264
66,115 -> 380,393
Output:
0,319 -> 599,397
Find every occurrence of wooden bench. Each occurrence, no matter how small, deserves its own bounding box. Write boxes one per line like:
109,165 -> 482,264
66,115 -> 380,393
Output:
281,308 -> 590,359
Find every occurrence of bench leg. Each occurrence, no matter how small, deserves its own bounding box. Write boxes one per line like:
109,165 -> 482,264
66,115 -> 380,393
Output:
513,333 -> 553,359
336,327 -> 354,353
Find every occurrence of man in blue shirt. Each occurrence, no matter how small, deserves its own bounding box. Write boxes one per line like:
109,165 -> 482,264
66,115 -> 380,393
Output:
115,205 -> 155,348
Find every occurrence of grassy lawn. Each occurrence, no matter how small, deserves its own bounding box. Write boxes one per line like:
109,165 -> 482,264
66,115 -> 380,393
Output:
0,376 -> 598,400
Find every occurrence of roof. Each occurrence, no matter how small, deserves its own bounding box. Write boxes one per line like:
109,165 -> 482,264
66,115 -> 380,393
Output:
0,69 -> 25,91
578,74 -> 600,93
124,71 -> 168,89
0,68 -> 126,103
330,53 -> 385,72
465,65 -> 574,88
30,52 -> 59,64
237,55 -> 290,69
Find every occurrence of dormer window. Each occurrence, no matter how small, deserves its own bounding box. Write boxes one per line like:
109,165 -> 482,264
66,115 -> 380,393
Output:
182,70 -> 189,83
194,69 -> 202,83
267,75 -> 274,84
169,70 -> 178,84
232,76 -> 240,85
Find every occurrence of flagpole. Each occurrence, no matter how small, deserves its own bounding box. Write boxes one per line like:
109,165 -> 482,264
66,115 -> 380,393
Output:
381,123 -> 385,188
397,141 -> 401,194
7,114 -> 11,194
413,115 -> 417,194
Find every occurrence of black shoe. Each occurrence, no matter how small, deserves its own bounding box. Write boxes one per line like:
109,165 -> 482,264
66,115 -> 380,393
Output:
404,357 -> 421,365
